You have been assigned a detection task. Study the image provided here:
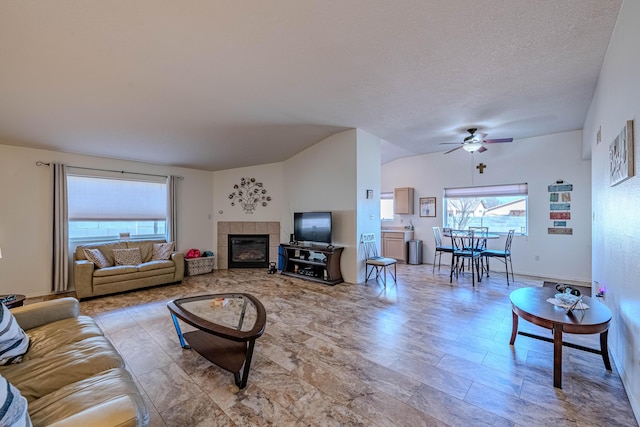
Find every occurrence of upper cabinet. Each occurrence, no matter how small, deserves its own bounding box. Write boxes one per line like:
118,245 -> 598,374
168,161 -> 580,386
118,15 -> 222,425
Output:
394,187 -> 414,215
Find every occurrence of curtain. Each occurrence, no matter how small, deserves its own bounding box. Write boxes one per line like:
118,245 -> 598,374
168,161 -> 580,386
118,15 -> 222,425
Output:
52,163 -> 69,292
166,175 -> 178,249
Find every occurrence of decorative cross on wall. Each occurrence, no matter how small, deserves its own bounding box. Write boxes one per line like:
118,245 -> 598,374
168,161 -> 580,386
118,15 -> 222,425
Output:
476,163 -> 487,174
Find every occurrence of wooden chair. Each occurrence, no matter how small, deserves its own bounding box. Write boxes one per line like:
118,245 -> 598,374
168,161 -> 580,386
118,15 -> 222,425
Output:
361,233 -> 397,286
482,229 -> 515,286
432,227 -> 454,273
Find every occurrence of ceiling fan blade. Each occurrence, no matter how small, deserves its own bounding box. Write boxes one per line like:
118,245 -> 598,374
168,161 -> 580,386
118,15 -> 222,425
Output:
483,138 -> 513,144
477,146 -> 488,153
439,142 -> 462,145
444,146 -> 463,154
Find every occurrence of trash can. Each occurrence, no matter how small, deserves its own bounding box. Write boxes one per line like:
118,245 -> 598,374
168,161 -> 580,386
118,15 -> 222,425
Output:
408,240 -> 423,265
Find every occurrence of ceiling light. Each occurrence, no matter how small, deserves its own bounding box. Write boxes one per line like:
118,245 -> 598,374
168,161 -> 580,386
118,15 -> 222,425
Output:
463,143 -> 483,153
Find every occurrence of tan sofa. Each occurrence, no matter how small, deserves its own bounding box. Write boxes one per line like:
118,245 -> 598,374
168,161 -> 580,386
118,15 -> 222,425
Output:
74,239 -> 184,299
3,298 -> 148,426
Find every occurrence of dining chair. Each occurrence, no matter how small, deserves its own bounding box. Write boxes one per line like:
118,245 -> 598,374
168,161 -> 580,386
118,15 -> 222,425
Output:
450,229 -> 482,287
432,227 -> 454,273
469,226 -> 489,273
482,229 -> 515,286
361,233 -> 397,287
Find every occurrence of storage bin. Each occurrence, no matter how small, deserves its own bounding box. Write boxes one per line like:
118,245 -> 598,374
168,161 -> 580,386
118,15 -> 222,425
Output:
185,256 -> 215,276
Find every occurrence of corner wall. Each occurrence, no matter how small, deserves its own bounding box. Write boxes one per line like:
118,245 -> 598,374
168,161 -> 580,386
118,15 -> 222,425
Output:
283,129 -> 359,283
583,0 -> 640,419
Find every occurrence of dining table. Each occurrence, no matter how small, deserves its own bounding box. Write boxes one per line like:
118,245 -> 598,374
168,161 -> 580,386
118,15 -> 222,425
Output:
444,230 -> 501,281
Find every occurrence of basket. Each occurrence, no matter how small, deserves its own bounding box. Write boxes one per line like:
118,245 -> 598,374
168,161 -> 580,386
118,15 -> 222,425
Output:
185,257 -> 215,276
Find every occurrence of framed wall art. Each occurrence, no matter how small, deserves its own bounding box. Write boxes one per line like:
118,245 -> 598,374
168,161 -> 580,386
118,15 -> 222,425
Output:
419,197 -> 436,217
609,120 -> 634,186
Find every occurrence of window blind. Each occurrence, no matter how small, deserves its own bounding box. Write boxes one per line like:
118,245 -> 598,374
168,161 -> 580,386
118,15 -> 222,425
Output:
444,183 -> 528,198
67,176 -> 167,220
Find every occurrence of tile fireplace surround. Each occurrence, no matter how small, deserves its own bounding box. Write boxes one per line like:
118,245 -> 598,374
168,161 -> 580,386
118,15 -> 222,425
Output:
217,221 -> 280,270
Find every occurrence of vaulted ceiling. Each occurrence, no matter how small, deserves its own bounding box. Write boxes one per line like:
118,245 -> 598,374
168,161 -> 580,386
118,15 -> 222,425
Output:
0,1 -> 622,171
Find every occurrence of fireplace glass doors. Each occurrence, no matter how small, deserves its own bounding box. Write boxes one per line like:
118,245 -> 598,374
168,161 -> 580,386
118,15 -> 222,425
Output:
228,234 -> 269,268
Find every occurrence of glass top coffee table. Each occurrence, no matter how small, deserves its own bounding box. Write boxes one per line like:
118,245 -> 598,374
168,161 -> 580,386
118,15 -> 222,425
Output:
167,293 -> 266,389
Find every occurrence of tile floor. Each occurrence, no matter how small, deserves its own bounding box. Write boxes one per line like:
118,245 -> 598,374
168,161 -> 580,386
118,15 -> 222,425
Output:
78,264 -> 638,427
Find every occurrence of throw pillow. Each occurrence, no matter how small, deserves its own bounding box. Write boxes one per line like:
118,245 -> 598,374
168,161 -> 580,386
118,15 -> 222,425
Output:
0,374 -> 31,427
152,242 -> 175,261
113,248 -> 142,266
83,248 -> 111,269
0,303 -> 30,365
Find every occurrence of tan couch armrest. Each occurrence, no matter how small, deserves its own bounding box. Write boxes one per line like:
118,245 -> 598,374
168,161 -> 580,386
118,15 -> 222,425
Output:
171,252 -> 185,281
46,396 -> 142,427
74,259 -> 96,299
11,298 -> 79,331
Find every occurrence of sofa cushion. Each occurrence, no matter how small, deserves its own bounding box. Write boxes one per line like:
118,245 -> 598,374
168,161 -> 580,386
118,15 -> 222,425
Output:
126,240 -> 165,263
23,316 -> 104,361
138,260 -> 175,272
0,336 -> 124,402
152,242 -> 174,260
0,373 -> 31,427
27,368 -> 148,427
113,248 -> 142,266
83,248 -> 111,269
93,265 -> 139,277
75,242 -> 128,266
0,304 -> 29,365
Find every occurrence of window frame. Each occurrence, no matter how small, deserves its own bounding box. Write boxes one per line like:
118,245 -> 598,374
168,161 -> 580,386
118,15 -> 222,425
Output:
67,170 -> 168,243
380,192 -> 394,221
443,183 -> 528,235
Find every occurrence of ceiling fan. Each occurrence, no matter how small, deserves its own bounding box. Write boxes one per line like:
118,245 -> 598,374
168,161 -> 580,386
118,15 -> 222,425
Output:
440,128 -> 513,154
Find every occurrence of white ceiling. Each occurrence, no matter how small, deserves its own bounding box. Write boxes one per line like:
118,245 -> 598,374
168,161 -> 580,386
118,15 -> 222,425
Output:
0,1 -> 622,171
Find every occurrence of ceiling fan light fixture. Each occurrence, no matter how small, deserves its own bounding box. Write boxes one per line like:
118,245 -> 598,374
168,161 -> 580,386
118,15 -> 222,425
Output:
463,142 -> 483,152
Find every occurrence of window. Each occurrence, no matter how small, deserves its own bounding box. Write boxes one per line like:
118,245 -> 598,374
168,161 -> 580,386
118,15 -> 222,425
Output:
380,192 -> 394,221
443,183 -> 528,235
67,171 -> 167,242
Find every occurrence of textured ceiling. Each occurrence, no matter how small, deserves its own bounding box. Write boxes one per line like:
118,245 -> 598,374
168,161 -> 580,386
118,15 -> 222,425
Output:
0,1 -> 622,170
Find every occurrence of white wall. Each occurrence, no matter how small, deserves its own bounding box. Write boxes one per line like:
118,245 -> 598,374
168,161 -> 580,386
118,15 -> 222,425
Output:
212,161 -> 285,243
382,130 -> 591,282
283,129 -> 359,283
355,129 -> 383,283
583,0 -> 640,419
0,144 -> 214,298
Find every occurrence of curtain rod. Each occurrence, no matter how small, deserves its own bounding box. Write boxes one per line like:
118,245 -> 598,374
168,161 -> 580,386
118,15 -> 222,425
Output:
36,161 -> 184,180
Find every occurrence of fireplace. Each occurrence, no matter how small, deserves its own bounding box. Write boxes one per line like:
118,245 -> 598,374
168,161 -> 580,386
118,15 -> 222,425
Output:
228,234 -> 269,268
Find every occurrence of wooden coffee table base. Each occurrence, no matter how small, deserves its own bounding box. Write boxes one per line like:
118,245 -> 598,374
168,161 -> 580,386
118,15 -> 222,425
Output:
510,311 -> 612,388
167,293 -> 266,390
509,287 -> 612,389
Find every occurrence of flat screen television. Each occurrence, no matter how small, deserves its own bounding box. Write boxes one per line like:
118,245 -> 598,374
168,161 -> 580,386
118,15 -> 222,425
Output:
293,212 -> 332,244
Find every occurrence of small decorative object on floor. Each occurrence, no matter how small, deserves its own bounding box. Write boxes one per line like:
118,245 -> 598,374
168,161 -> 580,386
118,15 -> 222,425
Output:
267,262 -> 277,274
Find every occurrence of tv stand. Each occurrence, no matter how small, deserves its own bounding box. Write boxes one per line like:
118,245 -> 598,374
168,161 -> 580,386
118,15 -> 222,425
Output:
280,243 -> 344,285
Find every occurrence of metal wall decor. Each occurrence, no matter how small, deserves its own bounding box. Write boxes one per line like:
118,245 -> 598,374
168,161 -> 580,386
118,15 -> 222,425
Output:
229,177 -> 272,214
548,180 -> 573,235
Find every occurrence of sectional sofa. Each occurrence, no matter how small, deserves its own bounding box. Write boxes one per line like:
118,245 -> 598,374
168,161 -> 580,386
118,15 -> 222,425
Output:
2,297 -> 148,426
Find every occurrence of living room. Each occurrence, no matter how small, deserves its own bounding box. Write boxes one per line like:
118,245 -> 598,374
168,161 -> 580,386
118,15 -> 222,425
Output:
1,1 -> 639,425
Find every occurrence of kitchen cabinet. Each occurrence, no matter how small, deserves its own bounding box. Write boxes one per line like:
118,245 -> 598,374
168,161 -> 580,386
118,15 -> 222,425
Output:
382,230 -> 414,263
394,187 -> 414,214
